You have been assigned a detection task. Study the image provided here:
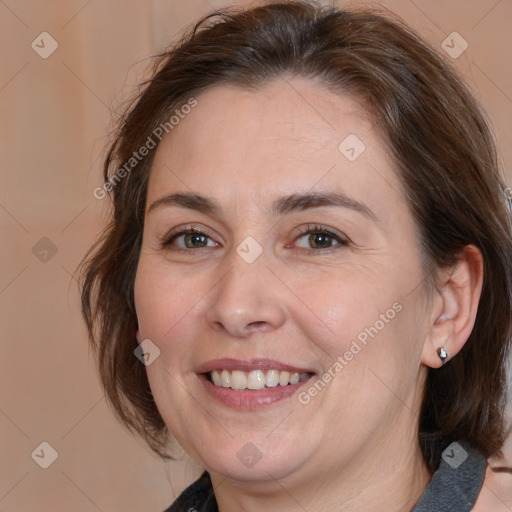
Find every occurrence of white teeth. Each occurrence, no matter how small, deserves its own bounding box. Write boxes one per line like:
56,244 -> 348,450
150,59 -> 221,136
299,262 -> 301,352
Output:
265,369 -> 280,387
247,370 -> 265,390
230,370 -> 247,390
209,369 -> 310,390
211,370 -> 222,386
221,369 -> 231,388
279,371 -> 290,386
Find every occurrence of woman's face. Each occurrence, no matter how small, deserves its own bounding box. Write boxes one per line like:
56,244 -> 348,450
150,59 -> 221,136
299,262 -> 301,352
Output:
134,77 -> 433,484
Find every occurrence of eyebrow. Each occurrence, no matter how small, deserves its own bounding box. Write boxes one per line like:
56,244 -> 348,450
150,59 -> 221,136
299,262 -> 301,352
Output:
147,192 -> 219,215
273,191 -> 377,220
147,191 -> 377,220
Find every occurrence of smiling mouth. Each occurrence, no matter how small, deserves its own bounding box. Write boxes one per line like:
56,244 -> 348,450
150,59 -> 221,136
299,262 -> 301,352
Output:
206,369 -> 313,390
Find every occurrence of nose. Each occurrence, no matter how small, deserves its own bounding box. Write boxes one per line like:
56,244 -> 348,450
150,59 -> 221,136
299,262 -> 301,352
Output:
205,248 -> 287,338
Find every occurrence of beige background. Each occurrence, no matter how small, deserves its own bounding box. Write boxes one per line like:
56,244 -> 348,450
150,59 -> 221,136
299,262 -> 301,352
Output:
1,0 -> 511,510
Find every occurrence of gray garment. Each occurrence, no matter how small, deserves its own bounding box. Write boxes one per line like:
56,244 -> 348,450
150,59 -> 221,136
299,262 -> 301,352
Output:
412,441 -> 486,512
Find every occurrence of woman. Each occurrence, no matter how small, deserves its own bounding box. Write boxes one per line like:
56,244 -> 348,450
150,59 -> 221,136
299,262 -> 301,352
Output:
80,2 -> 512,510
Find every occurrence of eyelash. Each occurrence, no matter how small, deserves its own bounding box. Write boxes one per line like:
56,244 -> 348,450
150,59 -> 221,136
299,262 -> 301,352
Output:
160,224 -> 349,254
292,224 -> 349,252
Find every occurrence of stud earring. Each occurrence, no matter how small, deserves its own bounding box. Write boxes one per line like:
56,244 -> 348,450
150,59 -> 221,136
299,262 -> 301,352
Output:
437,347 -> 448,366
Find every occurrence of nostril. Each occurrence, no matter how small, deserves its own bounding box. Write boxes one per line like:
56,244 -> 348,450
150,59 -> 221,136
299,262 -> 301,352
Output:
248,321 -> 266,327
247,321 -> 272,333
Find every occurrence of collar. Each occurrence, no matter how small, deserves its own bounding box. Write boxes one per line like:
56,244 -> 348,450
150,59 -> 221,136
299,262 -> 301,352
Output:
412,441 -> 486,512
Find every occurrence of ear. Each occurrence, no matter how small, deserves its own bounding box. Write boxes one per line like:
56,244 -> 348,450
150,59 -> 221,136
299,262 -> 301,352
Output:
136,329 -> 142,345
422,245 -> 484,368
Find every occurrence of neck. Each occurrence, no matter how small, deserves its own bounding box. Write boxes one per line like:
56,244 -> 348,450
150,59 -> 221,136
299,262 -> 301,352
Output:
211,432 -> 431,512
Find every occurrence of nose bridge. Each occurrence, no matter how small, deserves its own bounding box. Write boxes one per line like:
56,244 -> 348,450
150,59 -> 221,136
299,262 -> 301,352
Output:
205,242 -> 286,337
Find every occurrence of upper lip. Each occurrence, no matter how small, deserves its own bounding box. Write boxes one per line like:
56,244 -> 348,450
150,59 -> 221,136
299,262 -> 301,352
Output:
196,358 -> 316,374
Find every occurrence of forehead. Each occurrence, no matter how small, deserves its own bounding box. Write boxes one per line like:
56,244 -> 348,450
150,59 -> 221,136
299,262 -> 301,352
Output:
147,77 -> 400,212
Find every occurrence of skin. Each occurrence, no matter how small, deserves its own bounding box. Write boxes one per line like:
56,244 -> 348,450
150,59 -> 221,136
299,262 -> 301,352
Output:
474,433 -> 512,511
134,76 -> 484,511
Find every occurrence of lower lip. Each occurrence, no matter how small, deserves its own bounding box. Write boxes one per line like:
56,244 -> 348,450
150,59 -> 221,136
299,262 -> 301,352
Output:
198,374 -> 312,410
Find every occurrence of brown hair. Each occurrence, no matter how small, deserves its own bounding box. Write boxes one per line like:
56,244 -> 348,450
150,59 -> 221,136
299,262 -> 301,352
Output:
80,1 -> 512,470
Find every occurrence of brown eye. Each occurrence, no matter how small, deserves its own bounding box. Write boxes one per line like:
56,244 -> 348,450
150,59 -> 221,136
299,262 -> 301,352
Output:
183,233 -> 209,248
162,229 -> 218,250
294,226 -> 348,251
307,232 -> 335,249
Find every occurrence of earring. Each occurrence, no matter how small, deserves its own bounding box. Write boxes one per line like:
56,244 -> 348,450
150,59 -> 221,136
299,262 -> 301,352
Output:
437,347 -> 448,366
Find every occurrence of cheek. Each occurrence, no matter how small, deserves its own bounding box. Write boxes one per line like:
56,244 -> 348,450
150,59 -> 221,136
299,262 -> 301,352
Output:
307,299 -> 425,432
289,261 -> 427,388
134,260 -> 204,342
285,266 -> 401,349
133,264 -> 201,429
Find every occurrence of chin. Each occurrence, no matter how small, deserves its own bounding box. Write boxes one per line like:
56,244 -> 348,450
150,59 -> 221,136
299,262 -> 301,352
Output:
195,434 -> 317,483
